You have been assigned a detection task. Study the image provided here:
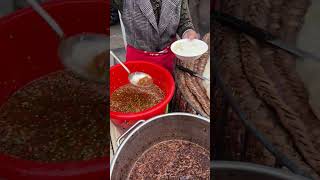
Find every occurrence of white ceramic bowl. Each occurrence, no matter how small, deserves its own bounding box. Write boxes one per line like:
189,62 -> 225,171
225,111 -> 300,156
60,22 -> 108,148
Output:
171,39 -> 208,61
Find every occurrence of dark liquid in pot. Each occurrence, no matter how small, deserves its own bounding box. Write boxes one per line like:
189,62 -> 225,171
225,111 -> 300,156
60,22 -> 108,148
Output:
128,140 -> 210,179
0,71 -> 108,162
110,84 -> 164,113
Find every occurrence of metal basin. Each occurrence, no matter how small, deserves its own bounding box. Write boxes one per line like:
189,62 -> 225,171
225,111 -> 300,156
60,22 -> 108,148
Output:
110,113 -> 210,179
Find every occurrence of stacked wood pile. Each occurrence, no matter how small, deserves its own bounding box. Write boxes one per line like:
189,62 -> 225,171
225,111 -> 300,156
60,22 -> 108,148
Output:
213,0 -> 320,179
172,33 -> 210,118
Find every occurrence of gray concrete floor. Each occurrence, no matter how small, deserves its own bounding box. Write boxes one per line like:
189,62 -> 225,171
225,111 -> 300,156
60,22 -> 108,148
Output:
110,23 -> 126,63
0,0 -> 14,17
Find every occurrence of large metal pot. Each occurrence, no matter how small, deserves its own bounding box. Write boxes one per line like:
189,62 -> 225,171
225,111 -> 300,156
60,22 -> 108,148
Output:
212,161 -> 310,180
110,113 -> 210,179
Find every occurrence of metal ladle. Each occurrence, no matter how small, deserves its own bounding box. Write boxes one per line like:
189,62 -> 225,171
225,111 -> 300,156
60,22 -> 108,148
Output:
110,51 -> 153,87
26,0 -> 108,83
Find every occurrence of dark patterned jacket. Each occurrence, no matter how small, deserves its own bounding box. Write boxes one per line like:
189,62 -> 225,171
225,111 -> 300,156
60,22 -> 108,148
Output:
112,0 -> 194,52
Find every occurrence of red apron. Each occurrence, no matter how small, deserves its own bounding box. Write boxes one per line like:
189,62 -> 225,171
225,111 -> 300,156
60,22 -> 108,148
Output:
126,44 -> 176,73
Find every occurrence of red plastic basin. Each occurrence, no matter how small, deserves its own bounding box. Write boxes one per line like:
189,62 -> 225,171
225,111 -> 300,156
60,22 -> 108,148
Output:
110,61 -> 175,129
0,0 -> 108,179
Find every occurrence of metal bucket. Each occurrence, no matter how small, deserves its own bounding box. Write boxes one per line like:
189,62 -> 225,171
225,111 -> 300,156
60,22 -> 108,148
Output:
110,113 -> 210,179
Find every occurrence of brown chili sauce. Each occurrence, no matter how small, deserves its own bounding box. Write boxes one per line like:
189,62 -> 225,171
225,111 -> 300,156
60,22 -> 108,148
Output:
86,51 -> 108,81
110,84 -> 164,113
137,77 -> 153,87
0,71 -> 108,162
128,140 -> 210,179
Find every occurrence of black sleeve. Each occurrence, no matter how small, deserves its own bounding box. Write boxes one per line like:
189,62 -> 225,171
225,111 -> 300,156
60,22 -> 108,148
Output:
177,0 -> 195,38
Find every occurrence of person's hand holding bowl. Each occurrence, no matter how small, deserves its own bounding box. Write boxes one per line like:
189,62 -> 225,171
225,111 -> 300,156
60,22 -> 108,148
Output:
182,29 -> 199,40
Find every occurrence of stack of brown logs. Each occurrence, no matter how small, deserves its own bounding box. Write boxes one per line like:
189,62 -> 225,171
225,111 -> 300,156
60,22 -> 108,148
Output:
214,0 -> 320,179
172,33 -> 210,118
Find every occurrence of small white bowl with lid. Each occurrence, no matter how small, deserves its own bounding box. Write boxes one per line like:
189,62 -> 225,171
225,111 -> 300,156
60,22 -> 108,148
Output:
171,39 -> 208,61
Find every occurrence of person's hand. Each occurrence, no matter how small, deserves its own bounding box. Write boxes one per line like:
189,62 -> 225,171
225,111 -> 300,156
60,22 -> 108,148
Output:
182,29 -> 199,40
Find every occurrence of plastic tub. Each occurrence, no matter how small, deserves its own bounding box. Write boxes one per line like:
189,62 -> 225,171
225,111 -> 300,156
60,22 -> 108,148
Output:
0,0 -> 108,179
110,61 -> 175,129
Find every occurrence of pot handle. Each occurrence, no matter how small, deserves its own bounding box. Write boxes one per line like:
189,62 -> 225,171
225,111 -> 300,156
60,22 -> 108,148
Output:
117,120 -> 145,147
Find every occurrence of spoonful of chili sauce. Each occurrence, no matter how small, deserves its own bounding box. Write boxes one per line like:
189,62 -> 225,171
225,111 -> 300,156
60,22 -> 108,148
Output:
110,51 -> 153,88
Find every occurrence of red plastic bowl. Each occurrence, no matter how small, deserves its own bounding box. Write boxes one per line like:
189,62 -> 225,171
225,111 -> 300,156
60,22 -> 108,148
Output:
110,61 -> 175,129
0,0 -> 108,179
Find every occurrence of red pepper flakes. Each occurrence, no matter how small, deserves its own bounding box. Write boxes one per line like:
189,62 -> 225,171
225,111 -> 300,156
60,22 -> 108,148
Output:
0,70 -> 109,163
128,140 -> 210,179
110,83 -> 164,113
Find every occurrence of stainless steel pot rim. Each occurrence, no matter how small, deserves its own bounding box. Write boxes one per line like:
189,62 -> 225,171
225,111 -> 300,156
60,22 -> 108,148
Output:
212,161 -> 310,180
110,112 -> 210,176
